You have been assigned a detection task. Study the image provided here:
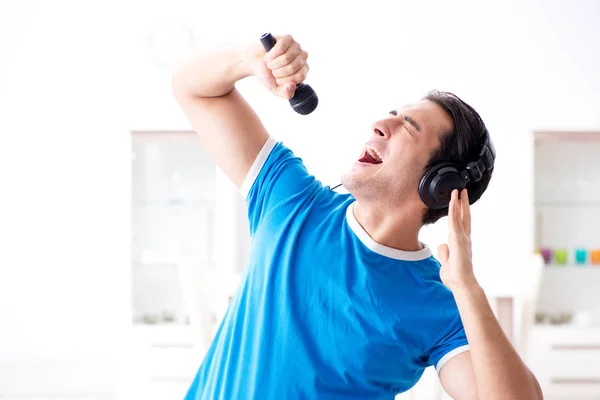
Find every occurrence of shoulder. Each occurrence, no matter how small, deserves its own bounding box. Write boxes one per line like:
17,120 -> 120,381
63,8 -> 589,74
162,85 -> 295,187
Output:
368,256 -> 461,335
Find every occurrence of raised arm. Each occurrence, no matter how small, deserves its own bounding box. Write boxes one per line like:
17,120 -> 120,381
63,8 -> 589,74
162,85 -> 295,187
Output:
171,35 -> 309,188
437,189 -> 543,400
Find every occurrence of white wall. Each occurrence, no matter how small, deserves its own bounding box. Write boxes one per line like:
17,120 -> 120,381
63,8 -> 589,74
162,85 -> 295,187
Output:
0,1 -> 132,397
1,0 -> 600,397
535,139 -> 600,314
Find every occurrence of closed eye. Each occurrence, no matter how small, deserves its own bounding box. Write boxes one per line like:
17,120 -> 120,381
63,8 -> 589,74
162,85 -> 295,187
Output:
403,115 -> 421,132
388,110 -> 421,133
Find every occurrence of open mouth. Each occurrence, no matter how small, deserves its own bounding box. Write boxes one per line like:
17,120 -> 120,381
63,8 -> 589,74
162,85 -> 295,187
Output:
358,145 -> 383,164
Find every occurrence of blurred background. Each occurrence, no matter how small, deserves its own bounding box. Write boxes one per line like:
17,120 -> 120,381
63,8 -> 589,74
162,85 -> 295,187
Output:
1,0 -> 599,399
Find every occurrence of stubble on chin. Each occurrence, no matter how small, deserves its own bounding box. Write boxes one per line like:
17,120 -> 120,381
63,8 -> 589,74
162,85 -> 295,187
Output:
342,171 -> 421,210
342,174 -> 396,204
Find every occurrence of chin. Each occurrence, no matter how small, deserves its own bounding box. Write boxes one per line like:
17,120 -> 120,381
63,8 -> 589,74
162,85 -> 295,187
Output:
340,170 -> 358,192
340,174 -> 376,201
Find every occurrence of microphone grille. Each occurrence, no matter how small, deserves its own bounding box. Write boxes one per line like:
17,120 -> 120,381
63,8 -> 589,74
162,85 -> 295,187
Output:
290,83 -> 318,115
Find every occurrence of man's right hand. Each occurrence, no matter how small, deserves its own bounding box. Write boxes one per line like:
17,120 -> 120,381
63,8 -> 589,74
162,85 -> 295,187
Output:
245,34 -> 310,100
173,36 -> 310,189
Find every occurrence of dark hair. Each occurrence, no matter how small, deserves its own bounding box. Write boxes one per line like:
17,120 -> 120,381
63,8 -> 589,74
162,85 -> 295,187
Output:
421,90 -> 493,225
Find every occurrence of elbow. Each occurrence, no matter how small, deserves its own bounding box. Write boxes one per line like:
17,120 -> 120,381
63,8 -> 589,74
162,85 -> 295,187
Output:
530,371 -> 544,400
534,379 -> 544,400
171,68 -> 193,104
171,64 -> 184,98
170,58 -> 192,100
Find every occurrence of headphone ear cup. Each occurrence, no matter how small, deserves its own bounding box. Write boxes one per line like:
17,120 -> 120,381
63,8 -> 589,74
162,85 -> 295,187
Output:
419,164 -> 466,209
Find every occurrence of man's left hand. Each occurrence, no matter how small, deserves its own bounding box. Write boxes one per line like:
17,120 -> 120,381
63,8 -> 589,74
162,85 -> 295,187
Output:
438,189 -> 477,291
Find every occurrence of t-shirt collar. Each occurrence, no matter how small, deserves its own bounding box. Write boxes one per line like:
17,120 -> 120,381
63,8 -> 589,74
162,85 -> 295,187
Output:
345,202 -> 432,261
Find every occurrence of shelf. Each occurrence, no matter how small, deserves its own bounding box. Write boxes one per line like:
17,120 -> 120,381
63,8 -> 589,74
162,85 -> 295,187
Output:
133,261 -> 215,266
544,264 -> 600,269
133,199 -> 214,206
133,262 -> 179,267
536,200 -> 600,207
531,324 -> 600,333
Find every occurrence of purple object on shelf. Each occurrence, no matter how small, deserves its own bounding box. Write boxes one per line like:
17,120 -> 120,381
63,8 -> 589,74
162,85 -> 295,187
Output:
540,248 -> 552,264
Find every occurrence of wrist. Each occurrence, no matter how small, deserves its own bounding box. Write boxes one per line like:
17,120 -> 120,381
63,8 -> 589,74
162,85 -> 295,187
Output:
239,42 -> 263,78
172,43 -> 256,98
447,274 -> 481,295
217,44 -> 253,85
210,43 -> 256,82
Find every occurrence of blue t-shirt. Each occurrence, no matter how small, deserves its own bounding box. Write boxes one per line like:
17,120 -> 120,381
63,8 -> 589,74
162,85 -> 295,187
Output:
185,137 -> 469,399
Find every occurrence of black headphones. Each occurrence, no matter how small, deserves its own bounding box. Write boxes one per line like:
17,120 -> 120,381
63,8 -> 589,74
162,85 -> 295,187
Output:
418,129 -> 496,210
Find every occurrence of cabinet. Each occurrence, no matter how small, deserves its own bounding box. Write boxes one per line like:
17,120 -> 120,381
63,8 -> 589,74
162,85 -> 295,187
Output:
131,131 -> 218,327
528,327 -> 600,399
531,132 -> 600,398
129,131 -> 248,397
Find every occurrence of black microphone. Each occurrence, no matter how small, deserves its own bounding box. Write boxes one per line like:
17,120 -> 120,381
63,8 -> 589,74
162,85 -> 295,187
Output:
260,32 -> 318,115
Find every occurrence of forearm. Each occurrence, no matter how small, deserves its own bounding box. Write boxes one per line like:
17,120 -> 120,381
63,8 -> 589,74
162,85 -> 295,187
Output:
171,44 -> 253,98
453,281 -> 542,399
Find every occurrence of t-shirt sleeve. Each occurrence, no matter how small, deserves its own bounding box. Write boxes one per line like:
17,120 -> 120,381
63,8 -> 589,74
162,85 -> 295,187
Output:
427,311 -> 470,373
240,136 -> 324,235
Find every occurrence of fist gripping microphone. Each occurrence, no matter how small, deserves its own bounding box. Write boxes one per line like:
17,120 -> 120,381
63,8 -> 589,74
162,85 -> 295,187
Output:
260,32 -> 318,115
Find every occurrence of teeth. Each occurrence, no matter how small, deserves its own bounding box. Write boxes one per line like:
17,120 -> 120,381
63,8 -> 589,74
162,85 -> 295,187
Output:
366,145 -> 383,162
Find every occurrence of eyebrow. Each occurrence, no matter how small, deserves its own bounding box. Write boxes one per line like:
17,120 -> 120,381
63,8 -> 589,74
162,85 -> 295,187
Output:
389,109 -> 422,132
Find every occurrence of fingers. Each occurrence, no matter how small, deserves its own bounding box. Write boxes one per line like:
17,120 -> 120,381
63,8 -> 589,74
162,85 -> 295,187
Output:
263,35 -> 295,62
275,64 -> 308,86
263,35 -> 309,86
448,189 -> 463,237
460,188 -> 471,236
437,244 -> 450,263
271,53 -> 308,79
272,82 -> 296,99
266,43 -> 303,70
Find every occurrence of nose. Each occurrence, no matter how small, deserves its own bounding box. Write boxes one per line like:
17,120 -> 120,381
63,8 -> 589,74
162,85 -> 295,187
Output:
371,118 -> 394,139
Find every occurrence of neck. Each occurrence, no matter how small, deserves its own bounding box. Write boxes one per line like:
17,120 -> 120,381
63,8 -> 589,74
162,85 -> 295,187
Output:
352,199 -> 424,252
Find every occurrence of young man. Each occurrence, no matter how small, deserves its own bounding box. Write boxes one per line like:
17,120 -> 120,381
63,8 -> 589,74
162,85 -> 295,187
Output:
172,34 -> 543,400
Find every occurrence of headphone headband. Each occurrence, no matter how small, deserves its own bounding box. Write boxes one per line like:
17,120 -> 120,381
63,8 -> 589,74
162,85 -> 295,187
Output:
462,130 -> 495,184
